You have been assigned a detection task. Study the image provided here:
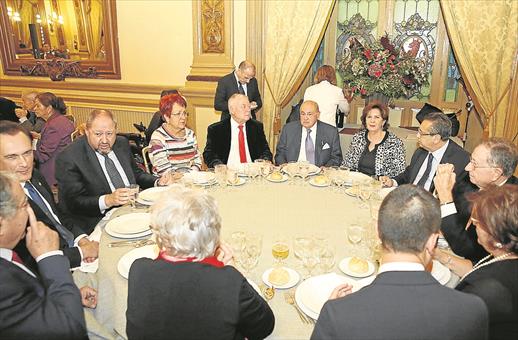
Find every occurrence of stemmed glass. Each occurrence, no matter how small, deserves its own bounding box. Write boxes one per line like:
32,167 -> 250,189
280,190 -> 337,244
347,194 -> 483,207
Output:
358,183 -> 373,208
319,244 -> 336,274
226,169 -> 238,186
214,164 -> 227,189
347,224 -> 364,257
272,237 -> 290,267
126,184 -> 140,210
298,161 -> 310,186
285,161 -> 298,185
301,244 -> 320,278
240,233 -> 262,276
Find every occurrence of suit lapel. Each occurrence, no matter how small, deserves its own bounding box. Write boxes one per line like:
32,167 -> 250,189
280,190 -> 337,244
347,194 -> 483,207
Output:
291,124 -> 303,161
409,149 -> 428,183
83,138 -> 111,191
222,119 -> 232,162
113,139 -> 136,183
245,120 -> 255,158
314,122 -> 323,166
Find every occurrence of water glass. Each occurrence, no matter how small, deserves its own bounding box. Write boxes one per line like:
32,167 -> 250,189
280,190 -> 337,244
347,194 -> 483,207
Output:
126,184 -> 140,209
214,164 -> 227,188
347,224 -> 364,245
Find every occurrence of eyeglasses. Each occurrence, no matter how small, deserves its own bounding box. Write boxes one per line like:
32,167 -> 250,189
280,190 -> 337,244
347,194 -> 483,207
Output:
171,112 -> 189,117
417,128 -> 437,136
468,157 -> 497,169
300,112 -> 315,117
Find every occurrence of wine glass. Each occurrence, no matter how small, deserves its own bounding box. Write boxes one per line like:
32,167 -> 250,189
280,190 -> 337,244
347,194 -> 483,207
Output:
319,244 -> 336,273
347,224 -> 364,245
226,168 -> 238,186
359,183 -> 373,208
272,237 -> 290,267
126,184 -> 139,210
241,233 -> 262,276
301,244 -> 320,278
214,164 -> 227,189
298,161 -> 310,186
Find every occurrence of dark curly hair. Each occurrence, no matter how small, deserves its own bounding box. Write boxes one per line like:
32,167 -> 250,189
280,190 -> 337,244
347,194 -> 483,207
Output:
469,184 -> 518,255
36,92 -> 67,115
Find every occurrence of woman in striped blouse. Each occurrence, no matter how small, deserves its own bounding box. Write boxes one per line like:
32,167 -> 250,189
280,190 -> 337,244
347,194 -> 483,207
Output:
149,93 -> 202,175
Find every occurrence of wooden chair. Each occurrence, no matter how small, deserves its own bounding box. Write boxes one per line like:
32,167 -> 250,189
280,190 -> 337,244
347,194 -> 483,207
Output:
65,114 -> 76,124
71,123 -> 86,141
142,146 -> 152,173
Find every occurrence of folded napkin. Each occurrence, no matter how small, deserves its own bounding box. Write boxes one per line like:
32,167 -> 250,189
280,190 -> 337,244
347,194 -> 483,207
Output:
78,224 -> 103,273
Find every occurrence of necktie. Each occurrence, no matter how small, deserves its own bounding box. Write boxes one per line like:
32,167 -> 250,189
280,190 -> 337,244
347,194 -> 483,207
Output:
416,153 -> 434,188
238,83 -> 245,95
11,251 -> 23,264
102,153 -> 125,189
305,128 -> 315,165
24,182 -> 74,247
238,125 -> 247,163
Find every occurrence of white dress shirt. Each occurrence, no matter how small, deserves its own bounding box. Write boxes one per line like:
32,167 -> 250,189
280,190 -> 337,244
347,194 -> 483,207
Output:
94,151 -> 130,211
227,118 -> 252,168
378,261 -> 425,273
234,72 -> 248,96
304,81 -> 349,127
297,123 -> 318,162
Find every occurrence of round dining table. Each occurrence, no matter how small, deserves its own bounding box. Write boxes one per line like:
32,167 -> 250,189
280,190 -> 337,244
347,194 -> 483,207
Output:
73,176 -> 458,340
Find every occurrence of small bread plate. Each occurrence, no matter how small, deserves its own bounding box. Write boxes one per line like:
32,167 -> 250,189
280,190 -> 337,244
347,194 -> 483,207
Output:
339,257 -> 376,278
137,186 -> 171,205
295,273 -> 362,320
262,267 -> 300,289
105,213 -> 152,239
308,176 -> 331,187
228,177 -> 246,186
282,163 -> 321,177
266,173 -> 289,183
183,171 -> 217,186
430,260 -> 452,285
117,244 -> 159,279
344,186 -> 359,197
345,171 -> 371,186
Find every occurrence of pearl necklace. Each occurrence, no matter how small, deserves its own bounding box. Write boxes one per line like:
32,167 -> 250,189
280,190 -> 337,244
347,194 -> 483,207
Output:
459,252 -> 514,282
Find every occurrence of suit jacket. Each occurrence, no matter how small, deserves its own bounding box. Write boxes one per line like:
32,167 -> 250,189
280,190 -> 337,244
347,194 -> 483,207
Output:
393,139 -> 470,192
441,175 -> 517,263
203,118 -> 273,168
312,271 -> 488,340
127,258 -> 275,340
274,120 -> 342,167
56,136 -> 157,233
34,113 -> 75,187
19,111 -> 45,133
14,170 -> 84,272
214,72 -> 262,120
0,255 -> 87,339
456,259 -> 518,339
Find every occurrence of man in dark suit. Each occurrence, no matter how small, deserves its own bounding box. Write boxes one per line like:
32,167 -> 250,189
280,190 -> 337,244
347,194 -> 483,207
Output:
204,94 -> 272,169
0,171 -> 88,338
380,111 -> 470,193
214,60 -> 262,120
275,100 -> 342,167
15,91 -> 45,133
56,109 -> 175,234
0,121 -> 98,271
312,185 -> 488,340
434,138 -> 518,262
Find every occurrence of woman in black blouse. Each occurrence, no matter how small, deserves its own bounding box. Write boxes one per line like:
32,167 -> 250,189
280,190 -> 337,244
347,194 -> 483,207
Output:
342,102 -> 405,177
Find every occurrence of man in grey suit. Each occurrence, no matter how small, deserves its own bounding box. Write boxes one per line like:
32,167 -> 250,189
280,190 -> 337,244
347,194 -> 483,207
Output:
274,100 -> 342,167
312,185 -> 488,340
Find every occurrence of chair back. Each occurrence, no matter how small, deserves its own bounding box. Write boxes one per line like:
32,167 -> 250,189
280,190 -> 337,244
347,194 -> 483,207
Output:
64,114 -> 76,124
142,146 -> 152,173
71,123 -> 86,141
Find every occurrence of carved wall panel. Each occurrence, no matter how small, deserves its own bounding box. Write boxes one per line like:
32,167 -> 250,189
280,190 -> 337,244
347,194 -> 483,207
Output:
201,0 -> 224,53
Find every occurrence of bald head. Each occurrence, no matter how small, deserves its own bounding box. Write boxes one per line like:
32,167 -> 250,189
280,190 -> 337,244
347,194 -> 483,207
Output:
300,100 -> 320,129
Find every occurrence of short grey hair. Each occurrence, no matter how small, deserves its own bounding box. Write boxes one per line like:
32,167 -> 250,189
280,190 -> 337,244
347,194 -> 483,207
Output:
86,109 -> 118,129
228,93 -> 248,112
0,171 -> 19,219
423,112 -> 452,141
481,138 -> 518,177
378,184 -> 441,254
238,60 -> 256,72
150,186 -> 221,259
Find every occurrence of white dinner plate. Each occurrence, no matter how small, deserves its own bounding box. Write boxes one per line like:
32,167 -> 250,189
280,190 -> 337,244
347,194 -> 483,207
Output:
295,273 -> 362,319
262,267 -> 300,289
117,244 -> 160,279
339,257 -> 376,278
282,163 -> 321,177
430,260 -> 452,285
344,186 -> 359,197
228,177 -> 246,186
266,173 -> 289,183
308,176 -> 331,187
183,171 -> 217,185
137,186 -> 171,205
105,213 -> 150,235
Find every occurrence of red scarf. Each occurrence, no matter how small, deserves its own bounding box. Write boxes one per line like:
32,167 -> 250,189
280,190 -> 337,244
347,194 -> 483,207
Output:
156,250 -> 224,268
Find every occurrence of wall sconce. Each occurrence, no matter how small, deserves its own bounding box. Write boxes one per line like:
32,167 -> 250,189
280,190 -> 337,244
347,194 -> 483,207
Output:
7,7 -> 21,22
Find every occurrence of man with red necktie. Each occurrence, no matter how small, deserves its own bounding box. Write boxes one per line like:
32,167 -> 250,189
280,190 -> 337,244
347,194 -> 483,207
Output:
203,94 -> 272,169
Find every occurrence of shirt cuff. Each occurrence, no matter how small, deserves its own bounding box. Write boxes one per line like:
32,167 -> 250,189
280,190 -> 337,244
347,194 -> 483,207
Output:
19,116 -> 28,123
35,250 -> 64,263
99,195 -> 108,213
74,234 -> 87,245
441,203 -> 457,218
392,179 -> 398,187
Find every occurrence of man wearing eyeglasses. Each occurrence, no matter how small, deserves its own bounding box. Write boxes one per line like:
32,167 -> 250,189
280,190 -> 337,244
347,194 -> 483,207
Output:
55,110 -> 175,234
434,138 -> 518,262
274,100 -> 342,167
214,60 -> 262,121
379,112 -> 470,193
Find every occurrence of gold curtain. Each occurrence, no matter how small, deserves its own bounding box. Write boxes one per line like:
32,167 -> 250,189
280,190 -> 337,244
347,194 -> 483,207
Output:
262,0 -> 335,147
440,0 -> 518,139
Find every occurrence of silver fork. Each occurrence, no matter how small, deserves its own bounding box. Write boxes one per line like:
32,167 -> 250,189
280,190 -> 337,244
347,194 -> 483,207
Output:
284,291 -> 309,324
108,239 -> 155,248
290,291 -> 315,324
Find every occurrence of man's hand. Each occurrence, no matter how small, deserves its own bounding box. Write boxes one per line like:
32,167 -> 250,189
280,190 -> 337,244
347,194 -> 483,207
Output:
329,283 -> 353,300
80,286 -> 98,308
78,238 -> 99,263
15,108 -> 27,119
30,131 -> 41,140
434,164 -> 455,203
105,188 -> 132,208
215,242 -> 234,265
158,171 -> 182,186
379,176 -> 393,187
26,206 -> 60,259
250,101 -> 258,110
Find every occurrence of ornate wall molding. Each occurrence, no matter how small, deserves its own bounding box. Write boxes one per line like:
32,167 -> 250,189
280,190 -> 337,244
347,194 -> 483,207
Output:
201,0 -> 225,53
